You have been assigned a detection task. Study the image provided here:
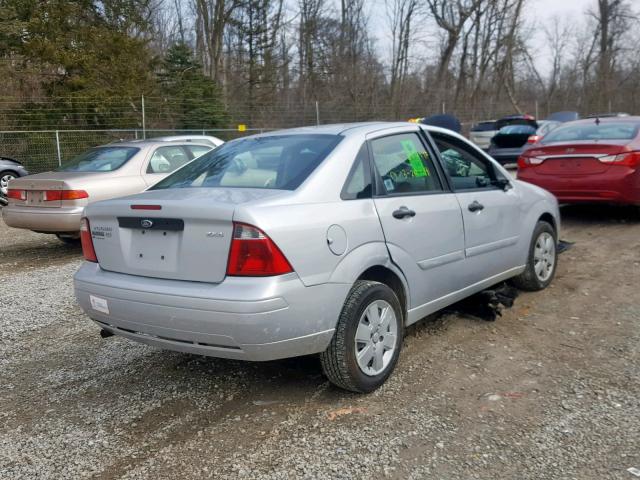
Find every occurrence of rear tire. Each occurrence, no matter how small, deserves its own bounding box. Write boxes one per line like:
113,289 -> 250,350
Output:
512,221 -> 557,291
320,280 -> 403,393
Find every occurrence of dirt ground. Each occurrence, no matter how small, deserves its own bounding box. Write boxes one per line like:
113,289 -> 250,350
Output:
0,204 -> 639,479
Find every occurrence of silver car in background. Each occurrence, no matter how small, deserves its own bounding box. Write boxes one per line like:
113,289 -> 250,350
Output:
74,122 -> 560,392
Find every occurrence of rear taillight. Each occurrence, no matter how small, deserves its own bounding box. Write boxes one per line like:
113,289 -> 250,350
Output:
527,135 -> 541,144
80,218 -> 98,263
43,190 -> 89,201
517,156 -> 544,168
598,152 -> 640,167
7,189 -> 26,200
227,223 -> 293,276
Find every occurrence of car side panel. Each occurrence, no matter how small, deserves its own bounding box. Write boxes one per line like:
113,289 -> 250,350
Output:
234,198 -> 386,288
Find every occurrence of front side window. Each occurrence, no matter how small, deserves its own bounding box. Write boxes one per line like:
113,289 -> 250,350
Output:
151,134 -> 342,191
432,134 -> 500,191
57,147 -> 139,172
147,146 -> 192,174
370,133 -> 443,195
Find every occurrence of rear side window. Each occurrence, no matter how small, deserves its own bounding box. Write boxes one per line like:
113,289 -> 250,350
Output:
186,145 -> 213,158
147,146 -> 192,174
151,134 -> 341,191
541,122 -> 640,143
57,147 -> 139,172
341,143 -> 372,200
370,133 -> 443,195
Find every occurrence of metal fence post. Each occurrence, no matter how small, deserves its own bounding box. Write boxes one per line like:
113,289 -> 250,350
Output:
315,101 -> 320,126
141,95 -> 146,139
55,130 -> 62,166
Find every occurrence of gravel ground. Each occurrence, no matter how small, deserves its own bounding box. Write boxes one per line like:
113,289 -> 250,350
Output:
1,204 -> 639,479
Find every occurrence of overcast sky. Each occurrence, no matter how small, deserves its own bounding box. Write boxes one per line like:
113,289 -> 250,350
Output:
368,0 -> 603,76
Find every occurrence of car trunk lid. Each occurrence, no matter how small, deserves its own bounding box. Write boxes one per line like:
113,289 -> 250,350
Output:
9,171 -> 95,208
528,141 -> 631,176
87,188 -> 284,283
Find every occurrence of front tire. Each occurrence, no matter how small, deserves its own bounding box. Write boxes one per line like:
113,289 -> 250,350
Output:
0,170 -> 17,197
512,221 -> 557,291
320,280 -> 404,393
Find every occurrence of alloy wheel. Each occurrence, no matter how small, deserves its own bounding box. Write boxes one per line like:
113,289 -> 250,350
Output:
0,173 -> 15,196
354,300 -> 398,376
533,232 -> 555,282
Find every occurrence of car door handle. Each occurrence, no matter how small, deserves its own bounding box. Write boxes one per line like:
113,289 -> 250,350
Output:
392,206 -> 416,219
468,201 -> 484,212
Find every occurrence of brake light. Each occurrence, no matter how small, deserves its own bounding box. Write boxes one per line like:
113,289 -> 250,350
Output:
227,223 -> 293,276
80,218 -> 98,262
598,151 -> 640,167
527,135 -> 541,144
7,189 -> 26,200
518,156 -> 545,168
43,190 -> 89,201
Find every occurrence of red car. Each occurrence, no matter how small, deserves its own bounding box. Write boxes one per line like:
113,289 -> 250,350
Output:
518,117 -> 640,206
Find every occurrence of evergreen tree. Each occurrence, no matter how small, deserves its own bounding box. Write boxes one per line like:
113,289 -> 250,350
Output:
158,43 -> 227,129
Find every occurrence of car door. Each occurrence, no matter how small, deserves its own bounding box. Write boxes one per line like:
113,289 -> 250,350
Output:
368,129 -> 466,314
429,131 -> 522,284
141,145 -> 201,187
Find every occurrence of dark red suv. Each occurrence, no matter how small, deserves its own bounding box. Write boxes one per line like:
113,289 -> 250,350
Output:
517,117 -> 640,206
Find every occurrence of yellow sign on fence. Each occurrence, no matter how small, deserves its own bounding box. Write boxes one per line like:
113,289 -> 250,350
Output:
237,124 -> 247,132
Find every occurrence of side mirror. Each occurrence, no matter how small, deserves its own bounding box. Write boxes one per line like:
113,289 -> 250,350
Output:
492,178 -> 512,191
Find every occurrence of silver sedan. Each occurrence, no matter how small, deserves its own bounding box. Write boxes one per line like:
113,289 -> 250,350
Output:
74,122 -> 560,392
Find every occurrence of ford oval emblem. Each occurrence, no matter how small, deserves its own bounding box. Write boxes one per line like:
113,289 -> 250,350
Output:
140,219 -> 154,229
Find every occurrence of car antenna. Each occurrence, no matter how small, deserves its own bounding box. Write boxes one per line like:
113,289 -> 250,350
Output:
595,116 -> 601,126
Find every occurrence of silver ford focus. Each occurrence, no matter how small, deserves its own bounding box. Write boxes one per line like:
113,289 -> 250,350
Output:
74,122 -> 560,392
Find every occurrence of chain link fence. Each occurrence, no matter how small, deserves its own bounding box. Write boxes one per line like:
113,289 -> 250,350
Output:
0,128 -> 266,174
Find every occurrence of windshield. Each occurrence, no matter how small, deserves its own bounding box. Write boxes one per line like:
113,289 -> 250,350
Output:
57,147 -> 139,172
541,122 -> 640,144
150,134 -> 342,191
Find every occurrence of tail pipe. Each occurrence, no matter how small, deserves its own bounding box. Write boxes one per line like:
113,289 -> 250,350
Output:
100,329 -> 114,339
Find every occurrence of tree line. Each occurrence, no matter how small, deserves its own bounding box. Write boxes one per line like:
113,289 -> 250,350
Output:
0,0 -> 638,131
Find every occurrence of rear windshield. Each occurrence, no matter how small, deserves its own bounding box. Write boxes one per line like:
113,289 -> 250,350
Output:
57,147 -> 139,172
498,125 -> 536,135
496,117 -> 537,130
541,122 -> 640,144
150,134 -> 342,191
471,121 -> 496,132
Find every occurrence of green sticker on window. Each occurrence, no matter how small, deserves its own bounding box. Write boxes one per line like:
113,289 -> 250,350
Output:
400,140 -> 429,177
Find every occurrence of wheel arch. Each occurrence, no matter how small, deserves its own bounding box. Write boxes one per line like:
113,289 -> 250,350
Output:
356,265 -> 408,322
538,211 -> 557,234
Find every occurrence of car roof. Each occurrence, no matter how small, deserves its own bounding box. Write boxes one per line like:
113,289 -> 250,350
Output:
561,116 -> 640,125
251,121 -> 466,138
98,140 -> 214,148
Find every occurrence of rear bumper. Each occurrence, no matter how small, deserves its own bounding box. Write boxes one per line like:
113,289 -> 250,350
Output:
1,205 -> 83,232
73,262 -> 350,361
518,167 -> 640,205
